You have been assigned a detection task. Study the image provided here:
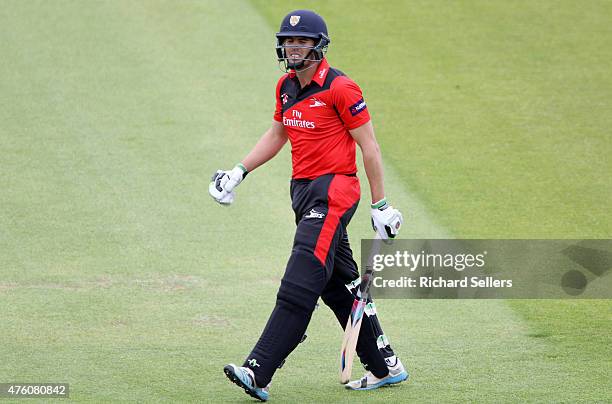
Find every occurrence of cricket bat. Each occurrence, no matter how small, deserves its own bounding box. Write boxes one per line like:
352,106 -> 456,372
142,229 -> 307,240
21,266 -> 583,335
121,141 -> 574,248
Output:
339,234 -> 384,384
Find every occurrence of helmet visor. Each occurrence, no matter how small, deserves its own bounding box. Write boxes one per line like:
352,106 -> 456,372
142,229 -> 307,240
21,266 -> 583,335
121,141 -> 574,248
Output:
275,34 -> 329,73
276,36 -> 319,66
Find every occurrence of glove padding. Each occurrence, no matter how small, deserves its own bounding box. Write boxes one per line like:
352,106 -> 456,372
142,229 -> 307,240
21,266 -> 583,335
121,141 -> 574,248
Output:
209,170 -> 234,205
371,201 -> 403,241
208,165 -> 247,205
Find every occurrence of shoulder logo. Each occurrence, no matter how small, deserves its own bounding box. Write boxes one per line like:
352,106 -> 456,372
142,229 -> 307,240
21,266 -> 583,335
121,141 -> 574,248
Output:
309,97 -> 326,108
281,93 -> 288,105
289,15 -> 300,26
349,98 -> 367,116
318,68 -> 326,79
304,208 -> 325,219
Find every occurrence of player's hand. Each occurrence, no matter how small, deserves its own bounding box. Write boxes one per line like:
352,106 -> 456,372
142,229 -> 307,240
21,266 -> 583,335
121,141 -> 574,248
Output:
208,164 -> 248,205
371,198 -> 403,241
223,164 -> 248,193
209,170 -> 234,205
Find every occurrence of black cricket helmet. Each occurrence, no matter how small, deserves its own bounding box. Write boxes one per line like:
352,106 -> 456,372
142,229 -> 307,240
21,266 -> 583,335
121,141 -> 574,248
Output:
276,10 -> 330,71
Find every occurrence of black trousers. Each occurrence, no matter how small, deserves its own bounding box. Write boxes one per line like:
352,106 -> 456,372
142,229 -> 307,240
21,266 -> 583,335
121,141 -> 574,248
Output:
243,174 -> 395,386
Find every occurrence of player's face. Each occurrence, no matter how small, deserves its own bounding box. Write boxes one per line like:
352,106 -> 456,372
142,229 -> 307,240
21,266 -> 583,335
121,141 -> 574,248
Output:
283,37 -> 316,68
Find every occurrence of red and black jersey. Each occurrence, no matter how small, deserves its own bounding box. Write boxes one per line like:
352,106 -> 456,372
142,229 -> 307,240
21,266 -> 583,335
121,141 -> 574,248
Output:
273,58 -> 370,179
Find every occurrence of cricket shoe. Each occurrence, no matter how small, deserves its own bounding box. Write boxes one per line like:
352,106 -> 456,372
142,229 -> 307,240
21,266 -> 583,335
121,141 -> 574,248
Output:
223,363 -> 270,402
345,356 -> 409,391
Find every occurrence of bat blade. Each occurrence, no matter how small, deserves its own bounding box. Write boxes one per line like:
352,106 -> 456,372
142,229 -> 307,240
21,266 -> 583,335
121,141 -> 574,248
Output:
339,235 -> 384,384
339,299 -> 366,383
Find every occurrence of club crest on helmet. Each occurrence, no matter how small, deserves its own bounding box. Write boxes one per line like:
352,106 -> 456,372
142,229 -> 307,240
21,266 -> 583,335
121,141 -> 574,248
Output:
289,15 -> 300,26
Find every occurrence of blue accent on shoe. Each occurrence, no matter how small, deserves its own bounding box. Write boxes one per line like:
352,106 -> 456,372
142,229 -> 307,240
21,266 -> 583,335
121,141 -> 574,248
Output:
348,370 -> 409,391
223,364 -> 269,402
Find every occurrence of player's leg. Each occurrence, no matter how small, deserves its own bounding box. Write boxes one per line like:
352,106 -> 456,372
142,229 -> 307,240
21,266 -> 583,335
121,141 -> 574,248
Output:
224,225 -> 323,400
231,174 -> 360,389
321,230 -> 408,388
321,232 -> 392,377
238,216 -> 324,389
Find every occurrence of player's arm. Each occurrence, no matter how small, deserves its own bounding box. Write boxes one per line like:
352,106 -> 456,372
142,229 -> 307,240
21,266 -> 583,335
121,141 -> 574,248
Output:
350,121 -> 403,240
349,121 -> 384,203
209,121 -> 287,205
241,120 -> 288,172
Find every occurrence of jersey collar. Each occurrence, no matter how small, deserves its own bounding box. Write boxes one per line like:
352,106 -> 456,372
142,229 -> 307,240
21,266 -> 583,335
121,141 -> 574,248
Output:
288,58 -> 330,87
312,58 -> 330,86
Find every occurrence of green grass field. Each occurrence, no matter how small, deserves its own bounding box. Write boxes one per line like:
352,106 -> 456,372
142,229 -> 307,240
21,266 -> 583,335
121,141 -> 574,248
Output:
1,0 -> 610,402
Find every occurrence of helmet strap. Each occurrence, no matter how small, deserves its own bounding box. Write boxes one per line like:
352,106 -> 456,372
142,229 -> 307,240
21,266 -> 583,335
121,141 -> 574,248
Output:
282,48 -> 317,72
294,61 -> 318,73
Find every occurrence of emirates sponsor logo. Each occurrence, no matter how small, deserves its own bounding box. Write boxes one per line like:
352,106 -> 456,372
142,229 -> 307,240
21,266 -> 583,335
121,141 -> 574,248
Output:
283,109 -> 316,129
283,117 -> 316,129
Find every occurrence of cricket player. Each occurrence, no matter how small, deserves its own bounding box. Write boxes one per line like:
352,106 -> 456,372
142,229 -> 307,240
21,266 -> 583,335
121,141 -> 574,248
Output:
209,10 -> 408,401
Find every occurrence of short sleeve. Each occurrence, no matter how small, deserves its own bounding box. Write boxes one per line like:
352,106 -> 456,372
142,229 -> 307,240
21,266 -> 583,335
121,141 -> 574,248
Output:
273,75 -> 288,122
331,76 -> 371,130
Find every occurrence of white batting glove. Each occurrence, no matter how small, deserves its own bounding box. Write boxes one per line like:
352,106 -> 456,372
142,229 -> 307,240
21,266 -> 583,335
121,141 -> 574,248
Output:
223,164 -> 248,193
208,164 -> 248,205
371,198 -> 403,241
209,170 -> 234,205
